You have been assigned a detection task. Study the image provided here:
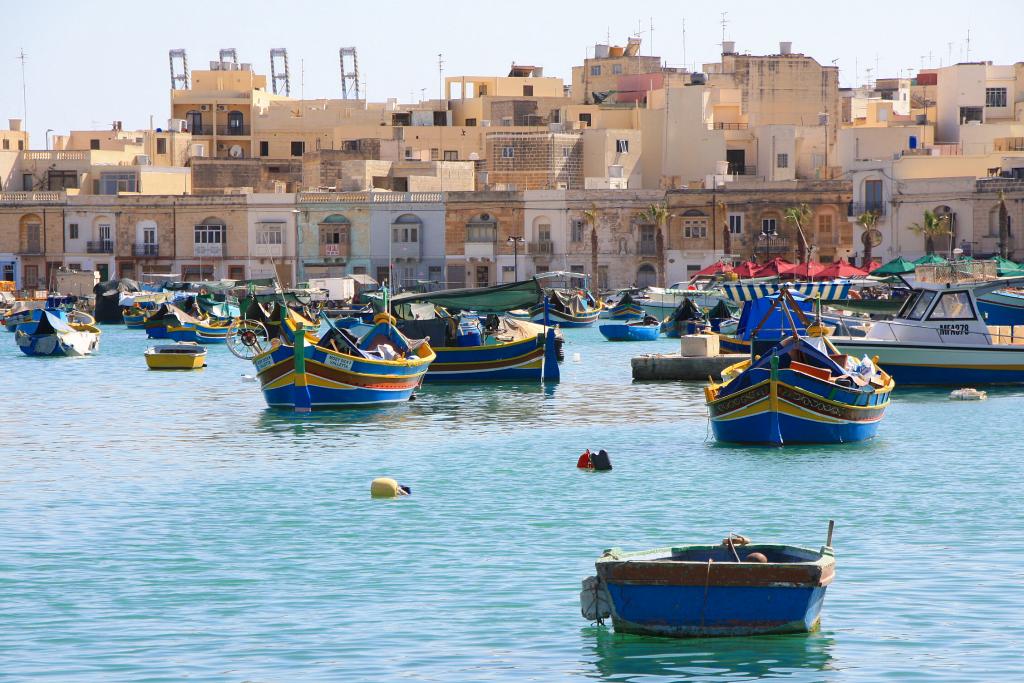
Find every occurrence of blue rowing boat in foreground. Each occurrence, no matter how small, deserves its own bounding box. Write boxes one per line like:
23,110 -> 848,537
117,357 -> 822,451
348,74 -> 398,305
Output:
598,318 -> 660,341
581,524 -> 836,638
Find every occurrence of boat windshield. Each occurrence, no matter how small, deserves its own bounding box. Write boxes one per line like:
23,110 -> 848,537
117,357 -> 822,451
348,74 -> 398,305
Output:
901,290 -> 936,320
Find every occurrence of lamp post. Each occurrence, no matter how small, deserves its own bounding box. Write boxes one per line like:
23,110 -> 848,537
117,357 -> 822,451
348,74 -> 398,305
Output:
292,208 -> 301,287
506,235 -> 524,282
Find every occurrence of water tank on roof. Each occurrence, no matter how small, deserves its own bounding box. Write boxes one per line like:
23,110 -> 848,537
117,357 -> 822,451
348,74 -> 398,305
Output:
780,41 -> 793,55
594,44 -> 610,59
690,72 -> 707,85
722,41 -> 735,54
909,135 -> 918,150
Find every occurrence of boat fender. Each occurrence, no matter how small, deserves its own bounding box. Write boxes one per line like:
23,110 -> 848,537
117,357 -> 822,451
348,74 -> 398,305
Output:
745,552 -> 768,563
591,449 -> 612,471
370,477 -> 410,498
373,312 -> 397,325
580,575 -> 612,623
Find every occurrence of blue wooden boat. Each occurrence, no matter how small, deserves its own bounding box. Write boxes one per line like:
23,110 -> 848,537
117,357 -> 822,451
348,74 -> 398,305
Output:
581,527 -> 836,638
599,318 -> 661,341
14,309 -> 101,357
527,271 -> 603,327
608,292 -> 645,320
716,291 -> 815,353
705,290 -> 894,445
235,313 -> 435,410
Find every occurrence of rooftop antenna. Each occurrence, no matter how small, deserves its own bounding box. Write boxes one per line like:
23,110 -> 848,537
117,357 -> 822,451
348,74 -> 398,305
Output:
649,16 -> 654,56
420,87 -> 426,102
169,48 -> 190,90
719,12 -> 729,53
269,48 -> 291,96
219,48 -> 238,66
17,48 -> 27,133
681,18 -> 687,70
965,28 -> 972,61
339,47 -> 359,99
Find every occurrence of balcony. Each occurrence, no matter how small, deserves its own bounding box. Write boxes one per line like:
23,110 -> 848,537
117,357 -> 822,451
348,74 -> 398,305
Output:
133,243 -> 159,257
466,225 -> 498,243
637,240 -> 658,257
390,241 -> 422,261
756,234 -> 791,255
193,243 -> 224,258
713,122 -> 748,130
216,124 -> 251,136
848,202 -> 887,217
188,125 -> 212,136
527,240 -> 553,255
17,242 -> 43,255
321,243 -> 351,259
730,165 -> 758,176
87,240 -> 113,254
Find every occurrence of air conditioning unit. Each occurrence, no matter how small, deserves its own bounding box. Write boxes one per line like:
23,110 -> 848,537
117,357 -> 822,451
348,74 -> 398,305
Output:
217,105 -> 227,112
168,118 -> 187,132
200,104 -> 210,111
480,119 -> 491,127
190,143 -> 206,157
134,154 -> 152,165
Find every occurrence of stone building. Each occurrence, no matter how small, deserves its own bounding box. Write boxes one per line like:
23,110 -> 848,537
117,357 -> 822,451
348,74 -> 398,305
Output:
485,132 -> 583,190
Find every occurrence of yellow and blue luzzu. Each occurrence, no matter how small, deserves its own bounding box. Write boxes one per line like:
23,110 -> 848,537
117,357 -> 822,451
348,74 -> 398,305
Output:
420,316 -> 559,382
705,334 -> 894,445
252,315 -> 435,410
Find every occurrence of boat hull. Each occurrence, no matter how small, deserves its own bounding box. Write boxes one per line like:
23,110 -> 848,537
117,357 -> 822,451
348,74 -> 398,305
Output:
831,337 -> 1024,385
529,308 -> 600,328
145,351 -> 207,370
15,329 -> 99,356
977,290 -> 1024,325
424,331 -> 557,382
599,323 -> 660,341
708,376 -> 889,445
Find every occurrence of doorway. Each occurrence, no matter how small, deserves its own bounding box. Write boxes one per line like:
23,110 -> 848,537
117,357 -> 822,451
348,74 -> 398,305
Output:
636,263 -> 657,288
97,264 -> 109,281
475,265 -> 490,288
726,149 -> 746,175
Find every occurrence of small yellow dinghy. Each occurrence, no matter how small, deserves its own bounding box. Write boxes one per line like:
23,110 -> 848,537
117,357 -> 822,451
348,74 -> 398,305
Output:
145,342 -> 208,370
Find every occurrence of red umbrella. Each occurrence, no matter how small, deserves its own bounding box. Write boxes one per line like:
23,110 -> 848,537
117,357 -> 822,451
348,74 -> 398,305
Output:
732,261 -> 762,278
787,261 -> 825,280
816,259 -> 868,280
756,258 -> 797,277
863,260 -> 882,273
694,261 -> 733,277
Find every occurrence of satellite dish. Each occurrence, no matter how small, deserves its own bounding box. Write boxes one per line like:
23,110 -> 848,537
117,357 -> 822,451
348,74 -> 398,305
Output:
862,229 -> 883,248
229,145 -> 244,158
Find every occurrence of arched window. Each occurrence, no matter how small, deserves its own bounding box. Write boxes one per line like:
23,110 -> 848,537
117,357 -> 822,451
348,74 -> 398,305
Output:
636,263 -> 657,288
816,209 -> 837,246
681,209 -> 708,239
532,215 -> 551,242
91,215 -> 114,253
392,214 -> 422,244
136,220 -> 158,256
194,216 -> 225,256
319,214 -> 350,257
186,110 -> 203,134
19,214 -> 42,254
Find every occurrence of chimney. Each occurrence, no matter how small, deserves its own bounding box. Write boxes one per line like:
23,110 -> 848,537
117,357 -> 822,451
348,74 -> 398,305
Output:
779,41 -> 793,55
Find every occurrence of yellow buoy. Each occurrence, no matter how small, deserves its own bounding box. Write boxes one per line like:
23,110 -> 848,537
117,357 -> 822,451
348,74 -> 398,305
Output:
370,477 -> 405,498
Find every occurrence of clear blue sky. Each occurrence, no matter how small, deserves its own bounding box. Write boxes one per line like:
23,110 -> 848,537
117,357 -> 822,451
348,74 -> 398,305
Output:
2,0 -> 1020,146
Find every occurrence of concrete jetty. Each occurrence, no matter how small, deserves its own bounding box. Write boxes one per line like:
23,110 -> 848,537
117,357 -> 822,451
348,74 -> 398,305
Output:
631,353 -> 747,381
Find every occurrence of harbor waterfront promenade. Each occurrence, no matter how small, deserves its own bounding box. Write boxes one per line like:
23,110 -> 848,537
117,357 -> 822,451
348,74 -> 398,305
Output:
2,326 -> 1023,680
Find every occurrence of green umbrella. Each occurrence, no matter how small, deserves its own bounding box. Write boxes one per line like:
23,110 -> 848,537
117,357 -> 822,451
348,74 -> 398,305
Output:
994,256 -> 1024,276
870,257 -> 917,276
913,254 -> 948,266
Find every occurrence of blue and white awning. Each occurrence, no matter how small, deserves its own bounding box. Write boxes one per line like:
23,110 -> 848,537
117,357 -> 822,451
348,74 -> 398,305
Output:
721,282 -> 852,303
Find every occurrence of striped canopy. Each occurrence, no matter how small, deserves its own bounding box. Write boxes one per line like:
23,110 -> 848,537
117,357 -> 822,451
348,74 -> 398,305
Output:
721,282 -> 853,303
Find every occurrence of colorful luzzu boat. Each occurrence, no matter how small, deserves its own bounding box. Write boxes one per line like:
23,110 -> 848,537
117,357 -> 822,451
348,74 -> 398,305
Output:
581,526 -> 836,638
236,313 -> 435,410
15,309 -> 101,357
705,292 -> 893,445
607,292 -> 645,320
716,291 -> 815,353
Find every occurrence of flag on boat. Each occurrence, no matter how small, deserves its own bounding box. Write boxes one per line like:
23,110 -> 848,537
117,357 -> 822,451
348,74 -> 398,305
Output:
721,282 -> 852,303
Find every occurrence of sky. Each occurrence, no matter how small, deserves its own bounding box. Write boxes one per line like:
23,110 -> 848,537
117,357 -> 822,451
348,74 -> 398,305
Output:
2,0 -> 1021,146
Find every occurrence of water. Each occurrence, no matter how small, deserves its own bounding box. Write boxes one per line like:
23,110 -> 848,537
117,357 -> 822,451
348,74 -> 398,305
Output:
2,325 -> 1022,681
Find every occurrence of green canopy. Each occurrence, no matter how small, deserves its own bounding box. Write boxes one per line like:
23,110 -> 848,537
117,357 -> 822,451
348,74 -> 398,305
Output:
913,254 -> 948,266
994,256 -> 1024,276
870,257 -> 917,276
388,279 -> 543,312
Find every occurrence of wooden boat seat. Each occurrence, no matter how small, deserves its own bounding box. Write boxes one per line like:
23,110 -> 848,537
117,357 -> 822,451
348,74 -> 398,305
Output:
789,361 -> 833,382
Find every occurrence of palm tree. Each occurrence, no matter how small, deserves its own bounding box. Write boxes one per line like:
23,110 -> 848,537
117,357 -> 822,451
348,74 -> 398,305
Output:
784,203 -> 814,263
582,207 -> 598,280
909,209 -> 951,255
717,199 -> 731,258
640,203 -> 670,287
856,211 -> 880,266
998,191 -> 1011,259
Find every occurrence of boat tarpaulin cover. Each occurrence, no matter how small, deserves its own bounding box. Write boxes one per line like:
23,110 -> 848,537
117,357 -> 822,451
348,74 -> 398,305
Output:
390,279 -> 543,312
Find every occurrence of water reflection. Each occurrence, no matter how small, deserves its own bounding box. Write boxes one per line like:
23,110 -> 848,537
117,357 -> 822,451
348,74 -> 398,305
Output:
583,627 -> 835,681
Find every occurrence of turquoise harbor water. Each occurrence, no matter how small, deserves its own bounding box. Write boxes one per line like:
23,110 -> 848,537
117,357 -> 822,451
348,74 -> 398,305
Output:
2,325 -> 1023,681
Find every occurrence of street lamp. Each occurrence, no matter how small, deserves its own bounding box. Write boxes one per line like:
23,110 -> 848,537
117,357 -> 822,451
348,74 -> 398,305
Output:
291,208 -> 301,287
506,235 -> 524,282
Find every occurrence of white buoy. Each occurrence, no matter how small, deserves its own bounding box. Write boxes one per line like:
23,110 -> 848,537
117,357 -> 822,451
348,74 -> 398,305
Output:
241,374 -> 257,382
949,388 -> 986,400
572,352 -> 582,363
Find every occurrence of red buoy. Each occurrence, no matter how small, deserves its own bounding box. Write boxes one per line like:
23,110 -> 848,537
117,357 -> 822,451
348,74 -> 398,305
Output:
577,449 -> 592,469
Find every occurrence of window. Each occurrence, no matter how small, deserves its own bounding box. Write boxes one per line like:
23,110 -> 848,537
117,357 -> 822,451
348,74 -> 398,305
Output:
228,265 -> 245,281
97,223 -> 111,242
523,85 -> 534,96
90,139 -> 100,150
590,65 -> 601,76
259,141 -> 269,157
443,150 -> 458,161
194,222 -> 224,244
290,141 -> 305,157
818,214 -> 833,234
47,170 -> 78,191
929,291 -> 975,320
865,179 -> 884,212
392,216 -> 420,244
478,85 -> 488,96
430,148 -> 440,161
776,153 -> 789,169
467,223 -> 497,242
570,219 -> 585,242
683,219 -> 707,239
612,64 -> 623,75
562,147 -> 570,158
99,172 -> 138,194
570,265 -> 585,274
959,106 -> 983,124
904,290 -> 936,321
23,173 -> 33,191
68,263 -> 81,271
17,140 -> 22,150
501,146 -> 515,158
728,214 -> 743,235
3,139 -> 9,150
986,87 -> 1008,108
69,223 -> 79,239
538,223 -> 552,242
465,118 -> 477,127
761,218 -> 778,235
257,225 -> 283,245
579,113 -> 592,126
156,138 -> 167,155
616,139 -> 629,154
228,111 -> 244,133
428,265 -> 442,284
